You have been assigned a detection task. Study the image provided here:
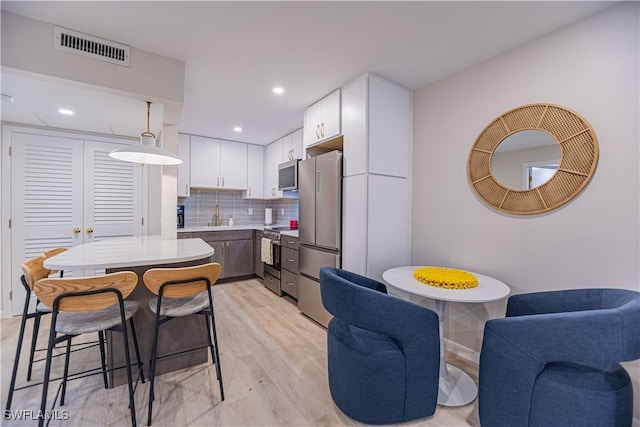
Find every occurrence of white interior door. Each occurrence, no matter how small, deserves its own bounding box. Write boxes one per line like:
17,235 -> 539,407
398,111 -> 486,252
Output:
83,140 -> 144,275
10,132 -> 84,315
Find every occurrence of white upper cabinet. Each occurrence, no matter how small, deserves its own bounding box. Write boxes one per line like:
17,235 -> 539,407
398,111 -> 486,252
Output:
342,74 -> 411,178
220,140 -> 248,189
177,133 -> 190,197
291,128 -> 304,160
368,76 -> 411,177
190,136 -> 221,187
264,138 -> 283,199
243,144 -> 264,199
190,135 -> 247,189
303,89 -> 341,147
282,128 -> 304,161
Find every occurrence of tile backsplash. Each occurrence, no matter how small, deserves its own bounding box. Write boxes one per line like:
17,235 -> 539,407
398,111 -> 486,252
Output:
181,189 -> 299,228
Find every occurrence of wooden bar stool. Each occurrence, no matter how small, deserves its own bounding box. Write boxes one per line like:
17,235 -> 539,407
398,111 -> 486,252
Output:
5,248 -> 66,412
34,271 -> 144,427
142,263 -> 224,426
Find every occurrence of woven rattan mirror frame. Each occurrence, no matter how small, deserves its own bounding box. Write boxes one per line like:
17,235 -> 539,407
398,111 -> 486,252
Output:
468,103 -> 598,215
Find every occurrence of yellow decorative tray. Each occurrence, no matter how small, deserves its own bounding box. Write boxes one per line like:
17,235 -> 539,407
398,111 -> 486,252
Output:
413,267 -> 479,290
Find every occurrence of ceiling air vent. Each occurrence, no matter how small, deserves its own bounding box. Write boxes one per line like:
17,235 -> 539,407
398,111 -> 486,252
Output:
54,26 -> 130,66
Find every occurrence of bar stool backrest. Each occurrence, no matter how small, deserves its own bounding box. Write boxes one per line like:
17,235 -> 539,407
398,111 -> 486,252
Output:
143,263 -> 222,298
20,248 -> 68,290
21,255 -> 52,290
34,271 -> 138,312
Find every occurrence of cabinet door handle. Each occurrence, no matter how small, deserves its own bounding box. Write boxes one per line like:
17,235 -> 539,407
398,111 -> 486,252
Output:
73,227 -> 81,234
222,176 -> 225,187
217,177 -> 220,186
86,227 -> 94,234
316,124 -> 321,139
248,187 -> 251,197
321,122 -> 325,138
185,184 -> 189,194
287,259 -> 295,262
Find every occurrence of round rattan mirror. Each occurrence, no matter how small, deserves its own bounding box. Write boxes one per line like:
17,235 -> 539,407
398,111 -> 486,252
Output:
467,103 -> 598,215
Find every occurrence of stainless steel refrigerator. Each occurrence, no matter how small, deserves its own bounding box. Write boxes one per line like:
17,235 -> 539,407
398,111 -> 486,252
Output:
298,150 -> 342,327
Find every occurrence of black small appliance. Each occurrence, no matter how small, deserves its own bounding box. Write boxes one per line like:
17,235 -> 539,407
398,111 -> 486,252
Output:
177,205 -> 185,228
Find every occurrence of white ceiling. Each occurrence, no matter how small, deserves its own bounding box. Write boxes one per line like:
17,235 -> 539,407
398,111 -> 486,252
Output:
0,1 -> 614,145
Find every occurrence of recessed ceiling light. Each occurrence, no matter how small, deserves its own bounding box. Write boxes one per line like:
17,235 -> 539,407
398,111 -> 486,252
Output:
273,87 -> 284,95
233,127 -> 242,132
58,108 -> 74,115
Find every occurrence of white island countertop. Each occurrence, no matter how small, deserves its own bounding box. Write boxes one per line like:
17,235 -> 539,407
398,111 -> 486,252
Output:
44,235 -> 214,270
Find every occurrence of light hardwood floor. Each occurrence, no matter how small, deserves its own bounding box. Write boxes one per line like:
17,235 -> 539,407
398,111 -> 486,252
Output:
1,278 -> 479,426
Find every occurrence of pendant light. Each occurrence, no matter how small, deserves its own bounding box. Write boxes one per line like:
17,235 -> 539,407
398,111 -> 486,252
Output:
109,101 -> 182,165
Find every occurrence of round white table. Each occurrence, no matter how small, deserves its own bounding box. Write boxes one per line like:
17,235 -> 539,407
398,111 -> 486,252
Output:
382,266 -> 510,407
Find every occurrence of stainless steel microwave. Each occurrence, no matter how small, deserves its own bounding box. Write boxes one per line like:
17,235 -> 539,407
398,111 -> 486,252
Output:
278,159 -> 299,191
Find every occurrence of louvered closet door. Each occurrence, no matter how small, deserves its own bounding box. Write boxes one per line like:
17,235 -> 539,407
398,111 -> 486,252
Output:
83,140 -> 143,276
10,133 -> 84,314
10,133 -> 144,315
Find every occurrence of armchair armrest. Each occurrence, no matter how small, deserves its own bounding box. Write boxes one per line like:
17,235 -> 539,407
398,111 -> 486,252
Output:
324,277 -> 439,344
488,308 -> 629,366
506,289 -> 606,317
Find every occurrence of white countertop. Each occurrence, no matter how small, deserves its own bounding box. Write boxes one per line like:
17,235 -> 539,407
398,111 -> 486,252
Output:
382,266 -> 510,304
178,225 -> 299,237
178,225 -> 263,232
43,235 -> 214,270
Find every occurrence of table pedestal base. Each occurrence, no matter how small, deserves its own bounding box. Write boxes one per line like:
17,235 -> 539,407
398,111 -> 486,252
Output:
438,363 -> 477,406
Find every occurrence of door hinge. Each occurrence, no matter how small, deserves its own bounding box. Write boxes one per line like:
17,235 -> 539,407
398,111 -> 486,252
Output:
8,218 -> 11,229
9,291 -> 12,300
8,146 -> 12,156
141,217 -> 144,225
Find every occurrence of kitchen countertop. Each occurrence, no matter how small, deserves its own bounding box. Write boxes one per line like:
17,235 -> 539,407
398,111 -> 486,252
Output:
43,235 -> 214,270
178,225 -> 299,237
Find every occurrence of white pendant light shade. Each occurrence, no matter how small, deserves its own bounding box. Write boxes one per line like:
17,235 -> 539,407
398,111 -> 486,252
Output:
108,101 -> 182,165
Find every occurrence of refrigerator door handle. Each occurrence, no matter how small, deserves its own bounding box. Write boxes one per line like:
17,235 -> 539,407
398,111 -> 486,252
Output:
316,169 -> 320,193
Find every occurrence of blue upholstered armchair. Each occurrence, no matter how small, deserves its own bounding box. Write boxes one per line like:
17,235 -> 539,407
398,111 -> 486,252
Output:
319,267 -> 440,424
479,288 -> 640,427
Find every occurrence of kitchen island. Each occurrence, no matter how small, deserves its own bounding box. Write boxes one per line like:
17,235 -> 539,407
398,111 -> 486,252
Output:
44,235 -> 214,386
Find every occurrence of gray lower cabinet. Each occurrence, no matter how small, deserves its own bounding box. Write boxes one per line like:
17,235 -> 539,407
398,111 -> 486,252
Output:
254,230 -> 264,279
187,230 -> 254,279
281,235 -> 299,298
225,239 -> 253,278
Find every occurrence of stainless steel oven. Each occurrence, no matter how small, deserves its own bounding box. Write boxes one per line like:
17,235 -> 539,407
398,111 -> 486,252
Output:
263,228 -> 283,295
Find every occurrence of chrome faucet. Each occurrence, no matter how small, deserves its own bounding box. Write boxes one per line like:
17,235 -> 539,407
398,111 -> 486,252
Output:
215,204 -> 223,226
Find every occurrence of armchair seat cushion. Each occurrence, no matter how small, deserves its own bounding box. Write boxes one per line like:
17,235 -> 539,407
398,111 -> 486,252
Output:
530,362 -> 633,427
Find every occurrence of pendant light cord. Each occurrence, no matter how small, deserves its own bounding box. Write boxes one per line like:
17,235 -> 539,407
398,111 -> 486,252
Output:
141,101 -> 155,138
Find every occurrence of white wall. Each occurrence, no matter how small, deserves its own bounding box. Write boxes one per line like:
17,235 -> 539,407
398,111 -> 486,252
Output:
412,1 -> 639,418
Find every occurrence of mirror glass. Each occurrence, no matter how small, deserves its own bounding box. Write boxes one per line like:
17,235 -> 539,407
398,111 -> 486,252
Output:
491,130 -> 560,190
